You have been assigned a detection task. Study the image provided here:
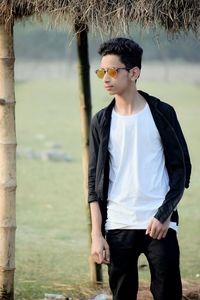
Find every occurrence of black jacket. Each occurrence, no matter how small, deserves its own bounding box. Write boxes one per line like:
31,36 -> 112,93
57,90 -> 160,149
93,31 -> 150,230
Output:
88,91 -> 191,235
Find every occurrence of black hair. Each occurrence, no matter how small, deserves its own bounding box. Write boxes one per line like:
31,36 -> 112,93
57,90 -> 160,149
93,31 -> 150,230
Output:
98,37 -> 143,69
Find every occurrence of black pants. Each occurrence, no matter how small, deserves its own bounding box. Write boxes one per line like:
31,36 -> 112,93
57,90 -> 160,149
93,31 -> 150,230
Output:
106,229 -> 182,300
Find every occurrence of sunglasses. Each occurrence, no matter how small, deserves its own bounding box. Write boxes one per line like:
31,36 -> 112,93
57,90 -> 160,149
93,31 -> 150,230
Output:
95,67 -> 130,79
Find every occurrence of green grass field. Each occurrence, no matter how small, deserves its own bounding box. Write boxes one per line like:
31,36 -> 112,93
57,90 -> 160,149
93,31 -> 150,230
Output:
15,73 -> 200,299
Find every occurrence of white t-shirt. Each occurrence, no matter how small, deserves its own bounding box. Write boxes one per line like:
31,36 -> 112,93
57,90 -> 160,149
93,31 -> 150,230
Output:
105,103 -> 177,231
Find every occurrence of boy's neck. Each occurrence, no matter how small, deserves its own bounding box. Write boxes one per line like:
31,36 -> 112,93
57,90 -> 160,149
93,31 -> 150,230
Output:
114,87 -> 146,116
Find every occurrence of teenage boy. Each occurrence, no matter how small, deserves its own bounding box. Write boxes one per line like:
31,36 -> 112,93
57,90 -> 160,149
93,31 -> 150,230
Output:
88,37 -> 191,300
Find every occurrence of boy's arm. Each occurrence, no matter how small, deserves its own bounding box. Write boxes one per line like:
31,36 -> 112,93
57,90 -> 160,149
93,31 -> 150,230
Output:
88,116 -> 100,202
90,201 -> 110,264
147,105 -> 191,238
170,107 -> 192,188
88,116 -> 110,264
153,105 -> 191,225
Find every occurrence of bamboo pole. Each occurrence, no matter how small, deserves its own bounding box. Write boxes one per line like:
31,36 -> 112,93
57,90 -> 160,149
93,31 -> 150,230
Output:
75,25 -> 103,283
0,23 -> 16,300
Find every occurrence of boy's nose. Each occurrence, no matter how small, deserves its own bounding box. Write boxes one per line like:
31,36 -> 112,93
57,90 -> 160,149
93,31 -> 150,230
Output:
103,72 -> 111,82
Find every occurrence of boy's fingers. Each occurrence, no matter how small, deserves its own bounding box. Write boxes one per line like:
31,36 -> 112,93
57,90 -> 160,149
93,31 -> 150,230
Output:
149,227 -> 157,238
91,241 -> 110,264
162,229 -> 168,239
146,219 -> 153,235
98,251 -> 104,263
92,252 -> 103,264
157,231 -> 163,240
105,248 -> 110,262
156,228 -> 168,240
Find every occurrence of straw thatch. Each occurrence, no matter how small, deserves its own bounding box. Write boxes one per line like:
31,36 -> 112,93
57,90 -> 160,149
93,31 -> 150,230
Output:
0,1 -> 34,25
0,0 -> 200,35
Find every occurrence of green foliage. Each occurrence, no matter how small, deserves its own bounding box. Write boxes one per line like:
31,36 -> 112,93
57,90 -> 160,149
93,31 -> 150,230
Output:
15,76 -> 200,299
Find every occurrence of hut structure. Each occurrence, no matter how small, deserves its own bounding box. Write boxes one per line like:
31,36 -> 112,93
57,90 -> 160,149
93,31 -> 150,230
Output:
0,0 -> 199,299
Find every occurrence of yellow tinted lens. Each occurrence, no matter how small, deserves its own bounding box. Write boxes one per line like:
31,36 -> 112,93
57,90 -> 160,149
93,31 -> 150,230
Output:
96,69 -> 105,79
108,68 -> 117,78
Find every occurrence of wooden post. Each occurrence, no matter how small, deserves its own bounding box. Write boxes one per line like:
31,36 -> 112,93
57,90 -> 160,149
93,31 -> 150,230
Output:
0,23 -> 16,300
75,25 -> 103,283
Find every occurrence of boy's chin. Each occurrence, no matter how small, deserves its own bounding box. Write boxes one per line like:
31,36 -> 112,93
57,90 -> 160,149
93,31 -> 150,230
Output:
106,90 -> 115,96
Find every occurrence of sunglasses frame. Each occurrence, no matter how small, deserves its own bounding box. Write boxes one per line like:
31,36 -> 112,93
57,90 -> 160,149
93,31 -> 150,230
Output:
95,67 -> 130,79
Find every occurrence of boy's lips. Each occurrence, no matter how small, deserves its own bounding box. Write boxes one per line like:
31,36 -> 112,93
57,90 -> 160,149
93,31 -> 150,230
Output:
105,85 -> 113,89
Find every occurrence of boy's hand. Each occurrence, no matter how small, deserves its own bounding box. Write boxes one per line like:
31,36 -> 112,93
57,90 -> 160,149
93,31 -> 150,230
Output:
91,235 -> 110,264
146,216 -> 171,240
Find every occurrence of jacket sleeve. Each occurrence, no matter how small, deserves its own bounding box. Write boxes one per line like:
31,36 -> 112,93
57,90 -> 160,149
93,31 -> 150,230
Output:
170,107 -> 192,188
154,104 -> 192,224
88,115 -> 100,203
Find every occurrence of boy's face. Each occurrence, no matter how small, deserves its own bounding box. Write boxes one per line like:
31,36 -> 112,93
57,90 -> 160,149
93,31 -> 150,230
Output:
99,54 -> 139,96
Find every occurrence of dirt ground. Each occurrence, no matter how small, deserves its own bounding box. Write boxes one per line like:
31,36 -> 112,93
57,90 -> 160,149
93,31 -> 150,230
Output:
136,281 -> 200,300
93,281 -> 200,300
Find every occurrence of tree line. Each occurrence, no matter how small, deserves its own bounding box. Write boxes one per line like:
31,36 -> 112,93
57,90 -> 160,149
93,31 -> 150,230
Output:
14,20 -> 200,62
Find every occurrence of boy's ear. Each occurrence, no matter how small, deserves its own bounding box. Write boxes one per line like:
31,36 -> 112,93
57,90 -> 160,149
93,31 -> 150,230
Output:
129,67 -> 141,81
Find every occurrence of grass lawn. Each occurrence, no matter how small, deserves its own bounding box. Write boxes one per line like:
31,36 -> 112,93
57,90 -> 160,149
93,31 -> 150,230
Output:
15,74 -> 200,299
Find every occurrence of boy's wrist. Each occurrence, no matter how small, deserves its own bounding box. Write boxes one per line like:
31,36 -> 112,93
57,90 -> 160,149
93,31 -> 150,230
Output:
91,231 -> 103,238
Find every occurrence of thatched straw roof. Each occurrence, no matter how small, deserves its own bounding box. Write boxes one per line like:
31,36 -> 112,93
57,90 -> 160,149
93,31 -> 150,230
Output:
0,0 -> 200,35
